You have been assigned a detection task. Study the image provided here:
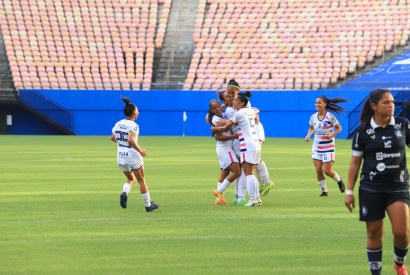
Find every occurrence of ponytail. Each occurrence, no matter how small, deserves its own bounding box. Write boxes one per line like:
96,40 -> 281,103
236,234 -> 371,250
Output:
121,95 -> 136,117
318,95 -> 350,117
360,89 -> 392,129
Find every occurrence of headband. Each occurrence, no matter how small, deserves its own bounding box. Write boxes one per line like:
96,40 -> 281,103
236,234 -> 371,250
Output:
227,85 -> 239,89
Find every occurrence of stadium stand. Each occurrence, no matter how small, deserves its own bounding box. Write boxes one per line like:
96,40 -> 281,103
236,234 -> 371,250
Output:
0,0 -> 172,91
183,0 -> 410,91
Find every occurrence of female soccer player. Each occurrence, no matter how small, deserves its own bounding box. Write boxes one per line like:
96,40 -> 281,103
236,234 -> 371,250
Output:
345,89 -> 410,275
212,92 -> 262,207
218,91 -> 248,206
221,79 -> 274,197
208,99 -> 241,205
110,96 -> 159,212
305,95 -> 349,196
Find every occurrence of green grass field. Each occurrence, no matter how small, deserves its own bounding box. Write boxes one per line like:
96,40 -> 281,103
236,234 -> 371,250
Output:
0,136 -> 405,274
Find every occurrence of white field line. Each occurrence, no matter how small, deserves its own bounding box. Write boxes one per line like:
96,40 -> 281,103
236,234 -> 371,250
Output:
0,215 -> 358,225
0,233 -> 380,244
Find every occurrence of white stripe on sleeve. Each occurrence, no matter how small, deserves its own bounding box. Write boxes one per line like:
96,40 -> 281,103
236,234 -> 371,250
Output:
352,150 -> 364,157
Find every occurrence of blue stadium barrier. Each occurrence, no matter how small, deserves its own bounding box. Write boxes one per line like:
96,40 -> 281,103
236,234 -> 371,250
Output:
339,50 -> 410,90
13,89 -> 371,138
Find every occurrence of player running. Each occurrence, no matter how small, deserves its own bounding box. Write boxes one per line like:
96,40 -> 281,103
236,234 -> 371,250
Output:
305,95 -> 349,196
208,99 -> 241,205
110,96 -> 159,212
212,92 -> 262,207
346,89 -> 410,275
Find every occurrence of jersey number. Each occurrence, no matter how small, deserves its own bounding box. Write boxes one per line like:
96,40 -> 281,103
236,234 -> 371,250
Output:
249,118 -> 257,135
115,131 -> 131,148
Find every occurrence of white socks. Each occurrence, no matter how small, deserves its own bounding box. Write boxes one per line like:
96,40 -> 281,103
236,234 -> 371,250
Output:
237,168 -> 247,201
318,180 -> 328,193
234,180 -> 239,201
141,192 -> 151,207
332,172 -> 341,182
256,161 -> 271,185
123,183 -> 132,195
217,179 -> 232,193
246,175 -> 258,200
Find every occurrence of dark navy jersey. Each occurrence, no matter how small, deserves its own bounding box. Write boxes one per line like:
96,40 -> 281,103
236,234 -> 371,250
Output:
352,116 -> 410,192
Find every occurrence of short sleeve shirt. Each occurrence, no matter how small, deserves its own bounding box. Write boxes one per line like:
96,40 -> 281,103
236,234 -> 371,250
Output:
112,119 -> 140,162
230,108 -> 261,153
309,112 -> 339,154
352,116 -> 410,192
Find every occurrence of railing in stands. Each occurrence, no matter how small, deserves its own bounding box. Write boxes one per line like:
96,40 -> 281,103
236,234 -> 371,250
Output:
19,90 -> 74,132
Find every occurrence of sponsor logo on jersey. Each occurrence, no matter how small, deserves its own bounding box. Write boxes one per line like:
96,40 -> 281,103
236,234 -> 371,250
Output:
394,123 -> 402,130
376,163 -> 386,171
381,136 -> 391,140
395,130 -> 403,139
369,171 -> 377,181
362,206 -> 368,216
376,152 -> 401,160
384,141 -> 392,148
370,135 -> 376,139
119,152 -> 129,156
400,170 -> 405,182
355,132 -> 359,148
118,124 -> 128,130
366,128 -> 375,135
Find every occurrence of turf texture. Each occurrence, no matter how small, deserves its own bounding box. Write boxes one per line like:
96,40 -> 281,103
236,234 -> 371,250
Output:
0,136 -> 405,274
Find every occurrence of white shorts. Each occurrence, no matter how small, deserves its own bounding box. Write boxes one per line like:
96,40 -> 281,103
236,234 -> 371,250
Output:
118,156 -> 144,172
312,152 -> 335,163
217,150 -> 239,170
240,150 -> 261,165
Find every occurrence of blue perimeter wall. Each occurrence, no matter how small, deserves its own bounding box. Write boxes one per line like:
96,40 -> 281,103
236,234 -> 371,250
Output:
13,89 -> 372,138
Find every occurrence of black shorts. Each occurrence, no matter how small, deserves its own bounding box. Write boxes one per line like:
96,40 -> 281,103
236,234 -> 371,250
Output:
359,188 -> 410,222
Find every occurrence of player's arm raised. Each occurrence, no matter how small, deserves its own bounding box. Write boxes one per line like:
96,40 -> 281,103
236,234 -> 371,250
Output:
212,120 -> 234,132
128,131 -> 147,157
345,155 -> 362,212
305,125 -> 315,142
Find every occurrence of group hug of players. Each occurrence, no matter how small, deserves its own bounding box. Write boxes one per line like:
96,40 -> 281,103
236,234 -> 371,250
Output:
110,87 -> 410,275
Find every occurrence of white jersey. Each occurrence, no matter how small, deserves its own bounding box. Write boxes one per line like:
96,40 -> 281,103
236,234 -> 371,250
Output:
112,119 -> 141,163
230,108 -> 261,153
224,107 -> 238,134
212,115 -> 234,153
309,112 -> 339,154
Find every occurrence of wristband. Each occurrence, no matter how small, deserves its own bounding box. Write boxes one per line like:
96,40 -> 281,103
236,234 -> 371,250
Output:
346,190 -> 353,195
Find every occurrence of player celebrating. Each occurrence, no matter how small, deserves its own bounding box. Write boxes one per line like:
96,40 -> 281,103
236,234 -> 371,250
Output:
218,91 -> 247,206
345,89 -> 410,275
208,99 -> 241,205
305,95 -> 349,196
212,92 -> 262,207
110,96 -> 159,212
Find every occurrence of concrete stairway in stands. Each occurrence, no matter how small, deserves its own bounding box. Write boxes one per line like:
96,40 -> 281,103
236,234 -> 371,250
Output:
0,28 -> 15,93
152,0 -> 199,90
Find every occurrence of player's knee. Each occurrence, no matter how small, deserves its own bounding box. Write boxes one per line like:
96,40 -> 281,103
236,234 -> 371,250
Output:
367,229 -> 383,240
315,166 -> 323,174
392,229 -> 409,243
323,169 -> 332,176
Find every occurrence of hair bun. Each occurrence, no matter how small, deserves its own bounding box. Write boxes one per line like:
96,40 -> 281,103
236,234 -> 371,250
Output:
121,95 -> 131,106
244,91 -> 252,98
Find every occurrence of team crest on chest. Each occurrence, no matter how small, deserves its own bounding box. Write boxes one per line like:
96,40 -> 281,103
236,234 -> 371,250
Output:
395,130 -> 403,139
366,128 -> 375,135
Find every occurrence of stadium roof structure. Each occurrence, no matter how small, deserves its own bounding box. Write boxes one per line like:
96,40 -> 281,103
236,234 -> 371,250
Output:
339,50 -> 410,90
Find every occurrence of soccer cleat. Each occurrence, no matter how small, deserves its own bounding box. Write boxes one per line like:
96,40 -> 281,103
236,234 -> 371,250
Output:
260,182 -> 275,197
257,198 -> 263,206
233,200 -> 238,205
237,200 -> 248,206
337,178 -> 346,193
319,192 -> 328,197
120,192 -> 127,208
215,200 -> 226,205
213,190 -> 227,204
146,202 -> 160,212
394,263 -> 409,275
245,199 -> 259,207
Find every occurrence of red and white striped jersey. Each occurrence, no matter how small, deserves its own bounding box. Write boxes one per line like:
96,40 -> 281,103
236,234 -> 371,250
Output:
309,112 -> 339,154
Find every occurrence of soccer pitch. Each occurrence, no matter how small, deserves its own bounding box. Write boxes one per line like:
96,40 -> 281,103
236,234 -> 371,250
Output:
0,136 -> 403,274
